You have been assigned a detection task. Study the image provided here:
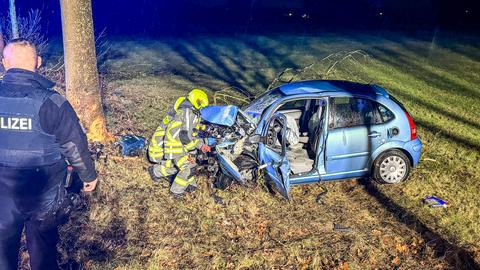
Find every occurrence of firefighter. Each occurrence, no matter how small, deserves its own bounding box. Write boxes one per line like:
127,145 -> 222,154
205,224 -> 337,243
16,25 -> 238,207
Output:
148,89 -> 210,196
0,39 -> 97,269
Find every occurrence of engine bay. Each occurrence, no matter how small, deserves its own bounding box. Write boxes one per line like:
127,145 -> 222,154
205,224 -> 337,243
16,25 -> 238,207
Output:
197,106 -> 261,187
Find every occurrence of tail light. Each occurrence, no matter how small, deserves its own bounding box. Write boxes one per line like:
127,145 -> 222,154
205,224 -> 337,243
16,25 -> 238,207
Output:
405,111 -> 417,140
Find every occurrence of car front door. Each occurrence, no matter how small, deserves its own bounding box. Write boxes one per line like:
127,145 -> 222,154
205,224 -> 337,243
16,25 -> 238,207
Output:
324,96 -> 386,176
258,113 -> 290,198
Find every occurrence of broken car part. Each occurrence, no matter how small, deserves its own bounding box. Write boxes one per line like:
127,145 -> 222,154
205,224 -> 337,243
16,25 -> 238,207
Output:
423,195 -> 449,208
116,135 -> 146,156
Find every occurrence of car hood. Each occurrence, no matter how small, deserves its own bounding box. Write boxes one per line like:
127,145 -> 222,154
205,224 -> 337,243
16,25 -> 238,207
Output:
200,105 -> 256,127
200,105 -> 239,127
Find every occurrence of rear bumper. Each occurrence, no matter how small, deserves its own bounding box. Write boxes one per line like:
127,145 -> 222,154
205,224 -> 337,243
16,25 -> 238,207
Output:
404,138 -> 422,167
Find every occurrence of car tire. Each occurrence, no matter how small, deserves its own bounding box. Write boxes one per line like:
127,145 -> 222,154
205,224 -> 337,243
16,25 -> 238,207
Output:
373,150 -> 411,184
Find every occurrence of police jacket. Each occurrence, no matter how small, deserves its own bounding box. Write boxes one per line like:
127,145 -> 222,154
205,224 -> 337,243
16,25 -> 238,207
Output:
0,68 -> 96,182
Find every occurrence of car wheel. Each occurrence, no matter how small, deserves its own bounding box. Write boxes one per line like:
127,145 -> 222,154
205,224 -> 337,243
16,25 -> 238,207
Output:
373,150 -> 410,184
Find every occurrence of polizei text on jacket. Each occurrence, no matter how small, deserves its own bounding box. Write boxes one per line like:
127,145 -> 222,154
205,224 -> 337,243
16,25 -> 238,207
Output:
0,116 -> 33,131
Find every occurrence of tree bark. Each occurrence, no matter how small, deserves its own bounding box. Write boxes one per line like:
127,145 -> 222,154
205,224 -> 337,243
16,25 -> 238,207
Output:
0,32 -> 4,73
9,0 -> 19,39
60,0 -> 110,142
0,31 -> 4,55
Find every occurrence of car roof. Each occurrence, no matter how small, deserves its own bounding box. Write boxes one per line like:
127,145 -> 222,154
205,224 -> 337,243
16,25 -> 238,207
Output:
278,80 -> 389,98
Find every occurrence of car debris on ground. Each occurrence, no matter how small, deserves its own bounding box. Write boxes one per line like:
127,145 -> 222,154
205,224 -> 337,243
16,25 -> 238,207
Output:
423,195 -> 449,208
116,135 -> 146,157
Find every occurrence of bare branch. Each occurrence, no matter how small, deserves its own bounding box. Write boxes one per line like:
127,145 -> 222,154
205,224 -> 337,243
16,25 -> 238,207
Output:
265,50 -> 370,92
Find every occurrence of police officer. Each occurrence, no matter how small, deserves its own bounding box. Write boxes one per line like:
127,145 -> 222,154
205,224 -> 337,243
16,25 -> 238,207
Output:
148,89 -> 210,196
0,39 -> 97,269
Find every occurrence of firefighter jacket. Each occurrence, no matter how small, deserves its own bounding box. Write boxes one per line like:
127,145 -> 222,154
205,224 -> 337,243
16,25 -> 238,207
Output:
149,99 -> 205,161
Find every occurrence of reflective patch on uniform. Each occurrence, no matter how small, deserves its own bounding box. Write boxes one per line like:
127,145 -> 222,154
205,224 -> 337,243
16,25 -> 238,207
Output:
184,139 -> 199,151
0,116 -> 33,131
48,93 -> 67,108
173,175 -> 190,186
164,147 -> 184,154
148,150 -> 164,159
154,131 -> 165,137
166,121 -> 183,139
176,155 -> 189,167
165,140 -> 183,147
163,115 -> 170,125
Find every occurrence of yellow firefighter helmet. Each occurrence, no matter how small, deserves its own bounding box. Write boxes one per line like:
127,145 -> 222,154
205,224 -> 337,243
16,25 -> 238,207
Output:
187,89 -> 209,109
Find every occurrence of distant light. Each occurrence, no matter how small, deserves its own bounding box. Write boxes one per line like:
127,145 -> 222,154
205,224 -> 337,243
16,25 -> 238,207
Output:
302,13 -> 309,19
379,12 -> 383,16
288,12 -> 293,17
465,9 -> 469,14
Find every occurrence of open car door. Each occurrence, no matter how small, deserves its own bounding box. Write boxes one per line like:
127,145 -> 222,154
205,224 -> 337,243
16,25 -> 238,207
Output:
258,113 -> 291,199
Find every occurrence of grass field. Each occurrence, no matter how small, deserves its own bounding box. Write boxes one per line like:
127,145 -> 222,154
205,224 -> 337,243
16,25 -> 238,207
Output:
52,32 -> 479,269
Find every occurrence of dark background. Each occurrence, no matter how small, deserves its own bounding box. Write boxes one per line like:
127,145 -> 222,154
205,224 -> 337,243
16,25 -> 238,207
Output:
0,0 -> 478,37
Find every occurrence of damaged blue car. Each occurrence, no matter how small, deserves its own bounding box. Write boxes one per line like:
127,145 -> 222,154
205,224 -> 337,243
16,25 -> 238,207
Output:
200,80 -> 422,198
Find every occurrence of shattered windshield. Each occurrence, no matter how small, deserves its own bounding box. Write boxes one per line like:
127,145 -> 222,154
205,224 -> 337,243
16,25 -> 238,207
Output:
243,89 -> 283,115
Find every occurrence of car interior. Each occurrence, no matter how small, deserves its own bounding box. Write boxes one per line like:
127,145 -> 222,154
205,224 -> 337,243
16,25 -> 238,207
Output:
276,99 -> 325,175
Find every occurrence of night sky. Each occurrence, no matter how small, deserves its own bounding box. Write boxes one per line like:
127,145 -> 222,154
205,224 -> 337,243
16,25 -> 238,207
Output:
0,0 -> 478,37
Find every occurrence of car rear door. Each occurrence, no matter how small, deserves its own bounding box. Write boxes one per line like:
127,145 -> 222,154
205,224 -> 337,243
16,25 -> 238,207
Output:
258,113 -> 290,198
324,97 -> 386,175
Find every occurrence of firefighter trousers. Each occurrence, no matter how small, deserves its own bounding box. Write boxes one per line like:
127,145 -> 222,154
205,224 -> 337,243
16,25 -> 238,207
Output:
153,155 -> 197,195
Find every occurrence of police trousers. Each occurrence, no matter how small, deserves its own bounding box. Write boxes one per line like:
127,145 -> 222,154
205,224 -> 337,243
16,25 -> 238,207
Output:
0,162 -> 66,270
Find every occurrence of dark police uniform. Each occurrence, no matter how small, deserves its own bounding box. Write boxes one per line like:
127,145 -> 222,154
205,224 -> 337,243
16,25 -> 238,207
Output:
0,68 -> 96,270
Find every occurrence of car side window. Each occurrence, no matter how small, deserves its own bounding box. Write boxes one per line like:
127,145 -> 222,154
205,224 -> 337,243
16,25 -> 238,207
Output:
278,99 -> 307,110
377,103 -> 395,123
329,97 -> 382,128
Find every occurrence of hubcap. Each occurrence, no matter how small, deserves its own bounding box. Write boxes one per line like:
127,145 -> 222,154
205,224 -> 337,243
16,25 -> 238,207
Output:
379,155 -> 406,183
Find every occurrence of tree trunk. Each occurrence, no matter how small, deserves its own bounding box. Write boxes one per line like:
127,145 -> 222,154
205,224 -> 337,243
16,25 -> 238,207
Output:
0,31 -> 4,55
60,0 -> 110,142
0,32 -> 4,73
9,0 -> 19,39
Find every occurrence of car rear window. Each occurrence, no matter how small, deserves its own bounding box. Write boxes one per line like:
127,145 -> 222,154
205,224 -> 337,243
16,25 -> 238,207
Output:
377,104 -> 395,123
329,97 -> 383,128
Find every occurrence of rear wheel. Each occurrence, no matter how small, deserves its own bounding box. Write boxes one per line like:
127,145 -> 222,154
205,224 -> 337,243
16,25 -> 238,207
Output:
373,150 -> 410,184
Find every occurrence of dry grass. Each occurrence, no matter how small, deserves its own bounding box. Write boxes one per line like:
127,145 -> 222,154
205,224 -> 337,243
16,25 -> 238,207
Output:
49,32 -> 480,269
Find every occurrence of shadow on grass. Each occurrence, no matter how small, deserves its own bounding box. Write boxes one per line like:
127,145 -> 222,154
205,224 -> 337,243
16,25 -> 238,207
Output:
392,90 -> 480,131
360,178 -> 480,270
166,37 -> 301,95
369,46 -> 480,101
415,119 -> 480,151
353,45 -> 480,149
58,195 -> 128,270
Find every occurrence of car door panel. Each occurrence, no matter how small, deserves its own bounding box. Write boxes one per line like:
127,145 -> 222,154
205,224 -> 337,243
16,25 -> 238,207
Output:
324,96 -> 386,175
258,143 -> 290,198
258,113 -> 290,198
325,125 -> 385,174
